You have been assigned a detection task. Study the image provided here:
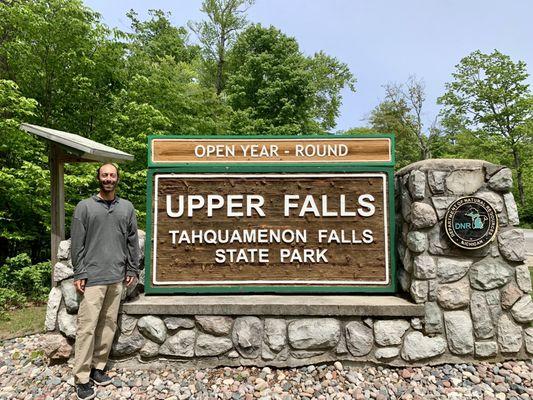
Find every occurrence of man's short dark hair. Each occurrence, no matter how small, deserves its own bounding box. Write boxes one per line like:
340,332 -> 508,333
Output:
96,163 -> 120,180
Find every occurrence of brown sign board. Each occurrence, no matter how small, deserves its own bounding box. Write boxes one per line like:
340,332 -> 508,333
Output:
150,173 -> 390,288
145,135 -> 395,294
150,137 -> 392,164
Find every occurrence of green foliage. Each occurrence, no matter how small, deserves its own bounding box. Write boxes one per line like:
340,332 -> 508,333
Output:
438,50 -> 533,211
0,253 -> 51,303
0,288 -> 26,320
226,24 -> 355,134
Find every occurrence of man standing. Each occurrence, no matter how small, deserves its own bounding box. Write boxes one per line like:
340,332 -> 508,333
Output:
71,163 -> 139,400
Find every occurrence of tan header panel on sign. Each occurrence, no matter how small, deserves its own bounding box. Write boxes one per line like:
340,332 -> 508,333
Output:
151,138 -> 391,164
151,173 -> 389,287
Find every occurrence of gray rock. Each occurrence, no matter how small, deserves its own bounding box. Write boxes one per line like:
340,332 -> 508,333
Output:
424,302 -> 443,334
470,290 -> 501,339
159,330 -> 196,357
137,316 -> 167,344
228,350 -> 239,358
510,295 -> 533,323
345,321 -> 373,356
503,193 -> 519,225
164,317 -> 195,331
437,278 -> 470,310
398,268 -> 411,293
53,262 -> 73,282
475,191 -> 504,212
402,248 -> 413,273
288,318 -> 340,350
413,255 -> 436,279
428,171 -> 447,194
262,344 -> 289,361
118,313 -> 138,335
195,316 -> 233,336
501,282 -> 523,309
469,257 -> 512,290
232,317 -> 263,358
195,334 -> 233,356
445,170 -> 485,195
139,340 -> 159,358
401,191 -> 412,223
45,287 -> 62,331
475,341 -> 498,358
290,350 -> 326,359
516,264 -> 532,293
60,279 -> 81,314
137,229 -> 146,262
525,328 -> 533,354
444,311 -> 474,355
57,305 -> 77,339
264,318 -> 286,352
408,170 -> 426,200
375,347 -> 399,360
406,231 -> 428,253
427,279 -> 437,301
401,332 -> 446,361
373,320 -> 410,346
498,229 -> 526,262
485,164 -> 504,178
57,239 -> 71,260
410,280 -> 428,303
411,202 -> 438,229
431,196 -> 456,220
497,314 -> 522,353
436,257 -> 472,283
112,331 -> 145,357
335,331 -> 348,354
488,168 -> 512,192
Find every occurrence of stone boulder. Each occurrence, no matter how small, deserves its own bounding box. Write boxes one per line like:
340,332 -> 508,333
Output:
264,318 -> 287,353
497,229 -> 526,262
469,257 -> 512,290
164,317 -> 195,331
470,290 -> 501,339
510,295 -> 533,323
288,318 -> 340,350
232,317 -> 263,358
137,316 -> 167,344
195,316 -> 233,336
497,314 -> 522,353
436,257 -> 472,283
488,168 -> 512,192
60,279 -> 81,314
53,262 -> 73,283
444,311 -> 474,355
159,330 -> 196,358
411,202 -> 438,229
57,306 -> 77,339
42,333 -> 73,361
112,331 -> 145,357
195,334 -> 233,356
373,320 -> 410,346
401,332 -> 446,361
406,231 -> 427,253
408,170 -> 426,200
437,278 -> 470,310
345,321 -> 373,356
445,170 -> 484,196
45,287 -> 62,331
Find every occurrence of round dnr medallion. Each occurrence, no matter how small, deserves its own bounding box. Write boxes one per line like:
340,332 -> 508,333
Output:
444,196 -> 498,250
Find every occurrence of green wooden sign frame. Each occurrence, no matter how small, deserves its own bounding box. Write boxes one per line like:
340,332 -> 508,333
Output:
145,134 -> 396,294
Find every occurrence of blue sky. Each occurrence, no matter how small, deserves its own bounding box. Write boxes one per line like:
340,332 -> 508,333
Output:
85,0 -> 533,132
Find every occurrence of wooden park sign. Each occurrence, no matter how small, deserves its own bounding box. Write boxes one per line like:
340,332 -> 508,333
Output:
145,135 -> 396,294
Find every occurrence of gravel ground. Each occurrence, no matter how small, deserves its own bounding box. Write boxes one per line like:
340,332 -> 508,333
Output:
1,334 -> 532,400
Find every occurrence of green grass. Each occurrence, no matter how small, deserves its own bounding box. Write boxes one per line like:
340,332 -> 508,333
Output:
0,305 -> 47,340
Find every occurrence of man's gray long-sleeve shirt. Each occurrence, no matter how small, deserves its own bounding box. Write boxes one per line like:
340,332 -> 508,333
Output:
71,195 -> 139,287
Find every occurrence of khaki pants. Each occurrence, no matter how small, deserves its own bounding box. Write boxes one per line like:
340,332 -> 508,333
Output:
73,281 -> 123,384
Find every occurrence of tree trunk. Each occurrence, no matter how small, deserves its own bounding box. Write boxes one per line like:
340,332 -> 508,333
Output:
511,145 -> 525,206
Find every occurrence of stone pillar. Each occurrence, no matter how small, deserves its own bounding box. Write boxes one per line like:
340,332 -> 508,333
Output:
396,159 -> 532,359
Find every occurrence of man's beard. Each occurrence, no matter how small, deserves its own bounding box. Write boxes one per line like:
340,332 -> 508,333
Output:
99,180 -> 117,192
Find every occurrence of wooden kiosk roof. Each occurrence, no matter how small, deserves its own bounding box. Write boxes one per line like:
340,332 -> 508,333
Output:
20,123 -> 134,162
19,123 -> 134,281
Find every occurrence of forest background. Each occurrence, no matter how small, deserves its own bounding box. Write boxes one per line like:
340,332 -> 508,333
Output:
0,0 -> 531,314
